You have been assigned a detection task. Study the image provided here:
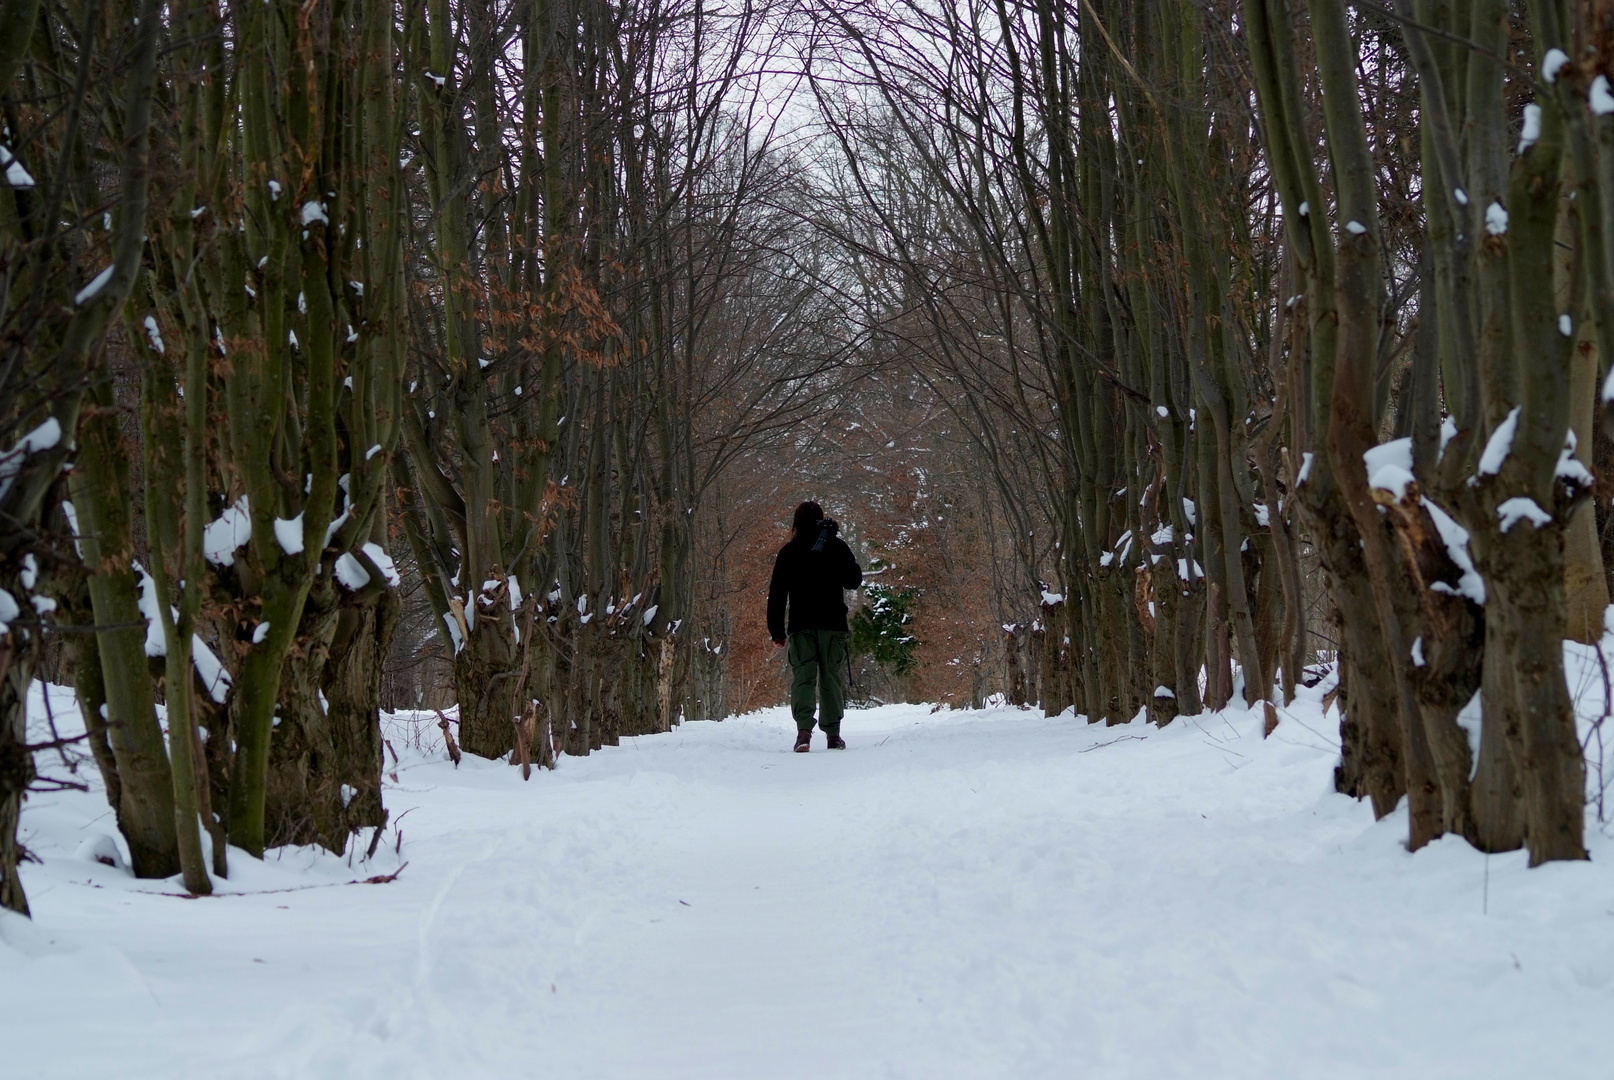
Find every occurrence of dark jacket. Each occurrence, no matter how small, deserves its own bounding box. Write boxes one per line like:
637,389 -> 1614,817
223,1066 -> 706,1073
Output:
767,534 -> 863,642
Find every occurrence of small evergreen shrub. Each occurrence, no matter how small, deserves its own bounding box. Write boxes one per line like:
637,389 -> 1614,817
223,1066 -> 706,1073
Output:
851,580 -> 920,677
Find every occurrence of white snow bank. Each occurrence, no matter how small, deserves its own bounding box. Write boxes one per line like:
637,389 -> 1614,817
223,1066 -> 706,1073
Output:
17,635 -> 1614,1079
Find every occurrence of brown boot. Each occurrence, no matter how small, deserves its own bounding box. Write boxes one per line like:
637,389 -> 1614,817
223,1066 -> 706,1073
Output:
794,729 -> 812,753
825,731 -> 846,750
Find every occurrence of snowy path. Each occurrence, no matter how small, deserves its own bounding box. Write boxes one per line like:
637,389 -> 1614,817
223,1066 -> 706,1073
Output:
8,691 -> 1614,1079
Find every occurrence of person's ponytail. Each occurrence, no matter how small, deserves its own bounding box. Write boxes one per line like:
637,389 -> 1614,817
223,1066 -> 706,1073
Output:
790,500 -> 824,541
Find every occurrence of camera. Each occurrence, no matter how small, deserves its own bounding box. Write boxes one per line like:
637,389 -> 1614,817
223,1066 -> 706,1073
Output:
811,518 -> 839,552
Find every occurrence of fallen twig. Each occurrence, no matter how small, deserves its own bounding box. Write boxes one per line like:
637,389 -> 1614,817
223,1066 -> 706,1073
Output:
1078,735 -> 1147,753
361,861 -> 408,885
127,862 -> 409,899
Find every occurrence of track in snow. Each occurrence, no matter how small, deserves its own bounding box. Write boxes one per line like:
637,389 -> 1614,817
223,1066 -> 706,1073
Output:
7,690 -> 1614,1079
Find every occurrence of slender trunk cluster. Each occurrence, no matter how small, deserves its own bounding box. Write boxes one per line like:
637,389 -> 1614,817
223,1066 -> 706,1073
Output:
2,0 -> 166,911
816,0 -> 1301,731
4,0 -> 411,907
3,0 -> 838,914
818,0 -> 1607,864
398,0 -> 835,762
1243,0 -> 1600,863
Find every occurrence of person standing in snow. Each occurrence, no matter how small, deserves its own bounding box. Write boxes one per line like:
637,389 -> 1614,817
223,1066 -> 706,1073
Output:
768,501 -> 864,752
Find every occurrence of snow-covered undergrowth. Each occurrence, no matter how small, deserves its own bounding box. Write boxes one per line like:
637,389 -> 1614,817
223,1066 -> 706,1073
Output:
7,651 -> 1614,1079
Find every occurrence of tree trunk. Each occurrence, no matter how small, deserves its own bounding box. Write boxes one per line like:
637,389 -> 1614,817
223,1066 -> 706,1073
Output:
1098,578 -> 1131,724
1387,498 -> 1484,844
1172,565 -> 1205,718
1041,598 -> 1070,717
1486,527 -> 1588,864
1142,558 -> 1179,726
1004,624 -> 1025,707
1564,330 -> 1607,642
68,399 -> 180,878
656,634 -> 677,733
1328,558 -> 1406,817
62,579 -> 121,815
267,583 -> 396,851
1,640 -> 33,915
453,612 -> 523,760
1471,637 -> 1527,852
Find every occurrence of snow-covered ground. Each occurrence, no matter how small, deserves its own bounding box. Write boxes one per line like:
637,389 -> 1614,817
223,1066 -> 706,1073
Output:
7,669 -> 1614,1079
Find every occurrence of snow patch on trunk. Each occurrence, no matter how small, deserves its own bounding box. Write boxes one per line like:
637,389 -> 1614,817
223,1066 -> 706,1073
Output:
203,496 -> 252,565
1,144 -> 36,188
191,636 -> 232,703
274,513 -> 305,555
1497,496 -> 1552,533
1420,498 -> 1486,604
1477,407 -> 1520,477
134,565 -> 168,657
361,543 -> 401,586
74,265 -> 115,306
1364,437 -> 1415,500
334,553 -> 371,590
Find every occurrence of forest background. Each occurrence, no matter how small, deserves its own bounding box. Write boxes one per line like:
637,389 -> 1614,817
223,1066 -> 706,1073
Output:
6,0 -> 1614,916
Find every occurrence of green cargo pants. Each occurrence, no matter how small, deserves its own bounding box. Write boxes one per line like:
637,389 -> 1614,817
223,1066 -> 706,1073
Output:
788,629 -> 849,733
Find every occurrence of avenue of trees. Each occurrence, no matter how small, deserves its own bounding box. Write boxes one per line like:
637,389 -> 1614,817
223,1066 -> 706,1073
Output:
5,0 -> 1614,915
0,0 -> 843,913
809,0 -> 1614,867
